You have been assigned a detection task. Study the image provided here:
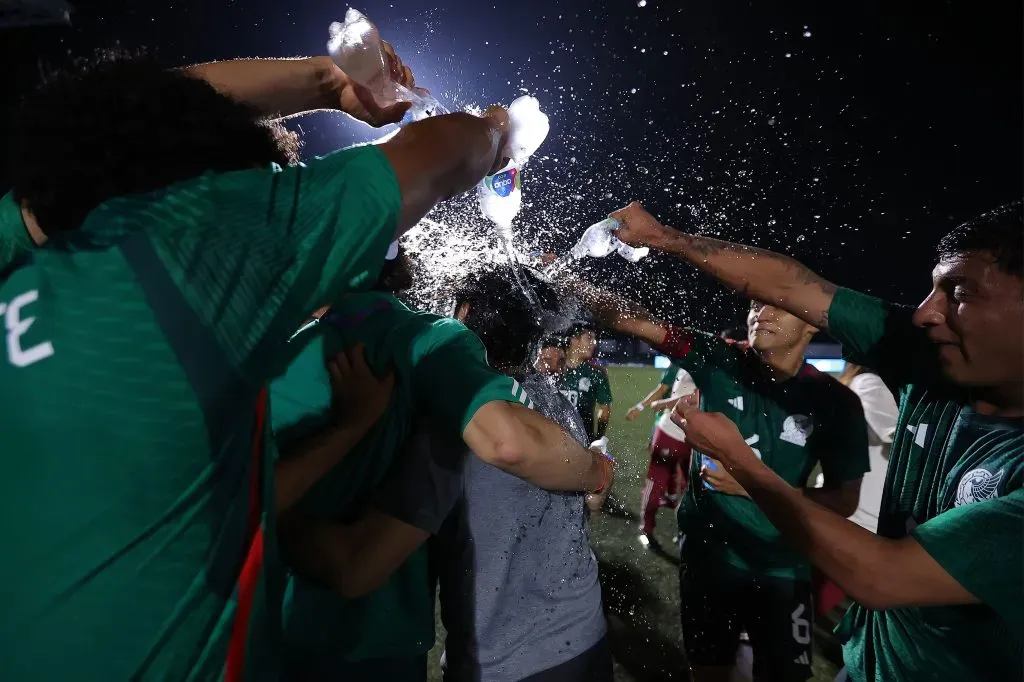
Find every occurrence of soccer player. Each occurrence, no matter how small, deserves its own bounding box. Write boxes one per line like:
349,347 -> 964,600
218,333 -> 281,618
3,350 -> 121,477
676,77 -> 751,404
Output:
557,325 -> 614,441
536,334 -> 569,376
637,364 -> 698,544
625,362 -> 679,421
435,265 -> 613,682
573,281 -> 869,682
270,250 -> 611,681
0,50 -> 512,681
613,199 -> 1023,682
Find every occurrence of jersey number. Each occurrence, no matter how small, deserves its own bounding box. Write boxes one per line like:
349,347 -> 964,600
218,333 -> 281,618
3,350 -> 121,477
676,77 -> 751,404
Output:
791,603 -> 811,645
0,290 -> 54,368
744,434 -> 762,460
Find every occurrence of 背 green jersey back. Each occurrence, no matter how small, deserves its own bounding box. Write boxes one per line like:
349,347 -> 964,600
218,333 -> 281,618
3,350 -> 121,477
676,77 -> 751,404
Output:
827,288 -> 1023,682
657,328 -> 870,580
0,145 -> 401,682
558,359 -> 612,438
272,292 -> 516,663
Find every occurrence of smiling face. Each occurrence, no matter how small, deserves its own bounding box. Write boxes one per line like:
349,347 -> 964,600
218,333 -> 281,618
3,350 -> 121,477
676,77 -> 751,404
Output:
536,345 -> 566,375
747,301 -> 816,353
911,251 -> 1024,388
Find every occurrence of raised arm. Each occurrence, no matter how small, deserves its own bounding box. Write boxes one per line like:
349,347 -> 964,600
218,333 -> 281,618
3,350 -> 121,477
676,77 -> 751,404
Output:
463,401 -> 611,493
611,202 -> 838,331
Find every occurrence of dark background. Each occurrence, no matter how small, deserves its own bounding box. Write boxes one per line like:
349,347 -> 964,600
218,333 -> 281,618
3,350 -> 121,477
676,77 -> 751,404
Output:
2,0 -> 1021,331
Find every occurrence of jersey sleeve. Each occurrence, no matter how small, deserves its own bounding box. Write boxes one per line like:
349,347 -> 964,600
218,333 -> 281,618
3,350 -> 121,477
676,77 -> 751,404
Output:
0,191 -> 34,272
654,326 -> 744,388
594,367 -> 613,404
409,318 -> 518,433
128,145 -> 401,382
827,288 -> 940,388
371,418 -> 467,534
659,364 -> 680,387
814,381 -> 871,484
849,373 -> 899,445
912,489 -> 1024,630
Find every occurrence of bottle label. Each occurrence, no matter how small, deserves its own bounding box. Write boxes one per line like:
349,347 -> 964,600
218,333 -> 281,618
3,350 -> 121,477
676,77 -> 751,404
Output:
486,167 -> 520,198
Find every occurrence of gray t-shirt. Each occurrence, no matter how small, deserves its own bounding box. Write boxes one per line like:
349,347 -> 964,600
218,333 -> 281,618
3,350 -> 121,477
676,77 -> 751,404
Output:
436,372 -> 607,682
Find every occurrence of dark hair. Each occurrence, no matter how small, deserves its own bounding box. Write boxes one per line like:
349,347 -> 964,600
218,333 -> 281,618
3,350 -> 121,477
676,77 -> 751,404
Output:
539,334 -> 569,350
373,249 -> 415,293
452,264 -> 562,370
571,323 -> 597,338
7,50 -> 300,237
937,200 -> 1023,277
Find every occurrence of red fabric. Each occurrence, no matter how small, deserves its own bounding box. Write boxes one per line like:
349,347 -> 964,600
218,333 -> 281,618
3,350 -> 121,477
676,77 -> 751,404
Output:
641,431 -> 692,535
655,324 -> 694,360
813,569 -> 847,617
224,388 -> 269,682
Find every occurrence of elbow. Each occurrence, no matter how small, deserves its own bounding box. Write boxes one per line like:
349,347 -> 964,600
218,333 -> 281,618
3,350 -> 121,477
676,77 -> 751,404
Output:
484,435 -> 530,472
836,498 -> 859,519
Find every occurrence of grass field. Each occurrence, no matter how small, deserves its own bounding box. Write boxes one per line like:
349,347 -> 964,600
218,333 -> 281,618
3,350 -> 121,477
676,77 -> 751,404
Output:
427,366 -> 841,682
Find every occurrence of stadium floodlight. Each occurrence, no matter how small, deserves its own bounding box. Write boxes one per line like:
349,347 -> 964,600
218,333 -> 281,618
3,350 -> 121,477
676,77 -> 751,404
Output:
0,0 -> 72,29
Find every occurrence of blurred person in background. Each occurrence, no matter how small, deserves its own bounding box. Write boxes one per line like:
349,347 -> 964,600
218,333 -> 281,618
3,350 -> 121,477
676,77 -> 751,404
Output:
558,325 -> 614,442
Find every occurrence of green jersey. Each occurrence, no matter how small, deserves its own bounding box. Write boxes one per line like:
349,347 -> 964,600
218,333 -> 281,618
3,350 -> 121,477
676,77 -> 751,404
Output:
828,287 -> 1024,682
558,359 -> 612,439
658,327 -> 870,579
0,191 -> 33,272
0,145 -> 401,682
271,292 -> 516,664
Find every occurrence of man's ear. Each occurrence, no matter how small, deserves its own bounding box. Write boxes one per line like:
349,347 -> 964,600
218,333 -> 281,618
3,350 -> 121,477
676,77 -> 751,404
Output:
21,204 -> 48,246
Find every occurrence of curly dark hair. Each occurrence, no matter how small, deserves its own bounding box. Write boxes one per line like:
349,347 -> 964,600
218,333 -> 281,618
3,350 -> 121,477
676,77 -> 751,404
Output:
6,50 -> 300,237
937,199 -> 1023,278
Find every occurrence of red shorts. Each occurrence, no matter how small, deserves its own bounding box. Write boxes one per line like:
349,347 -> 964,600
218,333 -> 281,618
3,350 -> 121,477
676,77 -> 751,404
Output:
650,425 -> 689,460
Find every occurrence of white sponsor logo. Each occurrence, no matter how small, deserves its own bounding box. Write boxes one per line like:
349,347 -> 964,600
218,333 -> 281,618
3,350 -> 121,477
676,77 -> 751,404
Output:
779,414 -> 813,447
955,467 -> 1005,507
727,396 -> 744,411
578,376 -> 592,392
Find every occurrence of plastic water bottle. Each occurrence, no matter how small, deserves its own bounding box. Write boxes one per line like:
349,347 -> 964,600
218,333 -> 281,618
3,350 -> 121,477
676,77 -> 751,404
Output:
328,9 -> 446,121
478,160 -> 522,236
569,218 -> 650,262
505,95 -> 550,165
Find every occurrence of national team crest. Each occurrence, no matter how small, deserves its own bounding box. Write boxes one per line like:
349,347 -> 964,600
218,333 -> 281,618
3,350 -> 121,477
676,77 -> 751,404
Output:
779,414 -> 814,447
578,377 -> 592,392
955,468 -> 1005,507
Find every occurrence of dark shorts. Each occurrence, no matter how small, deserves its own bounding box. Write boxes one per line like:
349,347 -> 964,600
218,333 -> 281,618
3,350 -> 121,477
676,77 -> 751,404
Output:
519,637 -> 613,682
679,556 -> 813,682
285,654 -> 426,682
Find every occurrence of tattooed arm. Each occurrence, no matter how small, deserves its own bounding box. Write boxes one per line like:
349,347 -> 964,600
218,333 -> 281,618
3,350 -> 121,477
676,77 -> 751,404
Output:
610,202 -> 837,330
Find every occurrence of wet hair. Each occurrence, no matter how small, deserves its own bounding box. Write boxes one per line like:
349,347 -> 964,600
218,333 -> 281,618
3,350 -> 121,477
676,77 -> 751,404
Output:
936,200 -> 1023,278
452,264 -> 562,370
373,250 -> 415,293
571,323 -> 597,339
6,50 -> 300,237
539,334 -> 569,350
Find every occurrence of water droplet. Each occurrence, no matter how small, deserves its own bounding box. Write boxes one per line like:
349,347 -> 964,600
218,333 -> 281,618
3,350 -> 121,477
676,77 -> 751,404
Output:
637,0 -> 648,6
803,30 -> 812,38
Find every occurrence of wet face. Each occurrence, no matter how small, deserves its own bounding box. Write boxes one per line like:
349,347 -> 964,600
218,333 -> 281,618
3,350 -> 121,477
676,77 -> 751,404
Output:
747,302 -> 816,353
911,251 -> 1024,388
569,330 -> 597,358
536,346 -> 566,375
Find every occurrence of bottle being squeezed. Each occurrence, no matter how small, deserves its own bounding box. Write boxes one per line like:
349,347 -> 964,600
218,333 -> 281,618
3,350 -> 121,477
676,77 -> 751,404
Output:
569,218 -> 650,262
327,8 -> 447,121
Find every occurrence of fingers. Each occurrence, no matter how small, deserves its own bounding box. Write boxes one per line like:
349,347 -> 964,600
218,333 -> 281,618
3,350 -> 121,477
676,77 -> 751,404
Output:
344,343 -> 369,374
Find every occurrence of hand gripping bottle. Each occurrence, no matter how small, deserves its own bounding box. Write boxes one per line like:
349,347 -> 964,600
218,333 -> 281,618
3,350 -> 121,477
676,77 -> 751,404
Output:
328,8 -> 446,120
569,218 -> 650,262
477,96 -> 550,234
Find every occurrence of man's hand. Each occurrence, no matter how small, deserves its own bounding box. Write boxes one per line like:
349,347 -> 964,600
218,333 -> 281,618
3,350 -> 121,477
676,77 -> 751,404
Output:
672,394 -> 759,472
701,457 -> 751,498
625,405 -> 642,421
329,343 -> 395,431
610,201 -> 679,249
585,444 -> 615,516
312,56 -> 412,127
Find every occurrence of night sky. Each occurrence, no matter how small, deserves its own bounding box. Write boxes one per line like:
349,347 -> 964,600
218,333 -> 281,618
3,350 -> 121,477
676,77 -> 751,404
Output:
2,0 -> 1021,332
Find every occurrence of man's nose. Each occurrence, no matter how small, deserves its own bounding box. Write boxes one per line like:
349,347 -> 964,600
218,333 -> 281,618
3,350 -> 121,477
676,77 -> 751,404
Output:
912,291 -> 946,328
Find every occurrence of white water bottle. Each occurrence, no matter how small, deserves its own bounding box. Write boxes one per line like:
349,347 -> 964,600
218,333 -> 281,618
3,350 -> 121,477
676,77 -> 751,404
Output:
505,95 -> 550,165
478,161 -> 522,234
327,9 -> 445,121
569,218 -> 650,262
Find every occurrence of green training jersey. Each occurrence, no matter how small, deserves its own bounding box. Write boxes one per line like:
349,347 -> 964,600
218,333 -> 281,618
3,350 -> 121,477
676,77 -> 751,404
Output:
558,359 -> 612,439
658,328 -> 870,579
271,292 -> 516,664
0,145 -> 401,682
828,287 -> 1023,682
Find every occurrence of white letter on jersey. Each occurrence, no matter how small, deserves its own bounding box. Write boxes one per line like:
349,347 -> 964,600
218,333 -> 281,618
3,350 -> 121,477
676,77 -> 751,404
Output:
3,290 -> 54,367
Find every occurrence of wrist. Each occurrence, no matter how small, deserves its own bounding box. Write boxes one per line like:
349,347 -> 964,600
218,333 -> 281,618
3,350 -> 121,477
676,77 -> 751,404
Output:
634,402 -> 646,412
306,56 -> 344,111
